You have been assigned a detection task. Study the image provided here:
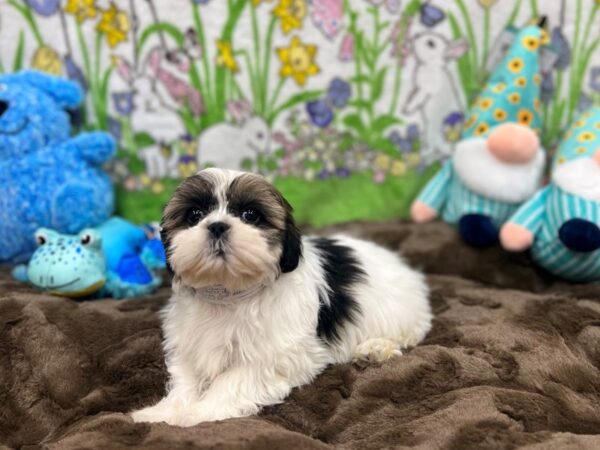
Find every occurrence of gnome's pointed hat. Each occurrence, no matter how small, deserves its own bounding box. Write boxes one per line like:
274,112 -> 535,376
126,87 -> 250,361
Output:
462,25 -> 544,139
553,106 -> 600,169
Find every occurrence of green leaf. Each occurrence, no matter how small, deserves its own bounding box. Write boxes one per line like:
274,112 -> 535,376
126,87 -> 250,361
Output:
449,13 -> 477,102
349,75 -> 370,84
137,22 -> 185,53
371,67 -> 388,102
373,114 -> 403,133
267,90 -> 323,125
12,30 -> 25,72
347,99 -> 371,110
370,137 -> 398,154
343,113 -> 366,134
405,0 -> 422,16
506,0 -> 522,26
134,132 -> 155,148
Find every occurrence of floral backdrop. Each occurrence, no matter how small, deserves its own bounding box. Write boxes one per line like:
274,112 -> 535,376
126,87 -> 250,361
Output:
1,0 -> 599,225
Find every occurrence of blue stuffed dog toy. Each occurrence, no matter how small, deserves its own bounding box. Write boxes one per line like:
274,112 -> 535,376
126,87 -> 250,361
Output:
0,70 -> 116,263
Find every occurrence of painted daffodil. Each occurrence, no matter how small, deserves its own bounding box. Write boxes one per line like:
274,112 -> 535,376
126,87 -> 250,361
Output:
277,36 -> 319,86
216,40 -> 239,72
96,3 -> 130,48
272,0 -> 307,34
65,0 -> 97,23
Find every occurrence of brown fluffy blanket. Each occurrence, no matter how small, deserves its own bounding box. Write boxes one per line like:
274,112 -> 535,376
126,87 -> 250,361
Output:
2,221 -> 600,449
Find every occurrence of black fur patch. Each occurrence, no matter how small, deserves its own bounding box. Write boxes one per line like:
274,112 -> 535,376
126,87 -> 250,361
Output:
312,237 -> 366,343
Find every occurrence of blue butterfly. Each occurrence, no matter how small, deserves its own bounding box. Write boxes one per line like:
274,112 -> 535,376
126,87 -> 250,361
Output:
420,3 -> 445,28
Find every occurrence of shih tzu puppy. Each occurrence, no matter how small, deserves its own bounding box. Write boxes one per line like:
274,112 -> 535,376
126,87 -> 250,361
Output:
131,168 -> 432,427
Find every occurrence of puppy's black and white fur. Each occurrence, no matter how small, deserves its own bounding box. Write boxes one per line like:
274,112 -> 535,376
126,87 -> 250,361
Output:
131,169 -> 432,426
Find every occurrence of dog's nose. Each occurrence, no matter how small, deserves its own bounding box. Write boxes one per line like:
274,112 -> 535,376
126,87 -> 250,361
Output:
0,100 -> 8,117
208,222 -> 230,239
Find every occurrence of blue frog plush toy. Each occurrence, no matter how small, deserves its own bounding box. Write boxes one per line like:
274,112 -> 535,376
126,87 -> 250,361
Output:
13,217 -> 166,298
501,106 -> 600,282
0,70 -> 116,263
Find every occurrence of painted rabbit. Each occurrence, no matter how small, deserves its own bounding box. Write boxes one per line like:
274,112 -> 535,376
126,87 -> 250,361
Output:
197,99 -> 271,172
112,55 -> 184,179
403,31 -> 468,164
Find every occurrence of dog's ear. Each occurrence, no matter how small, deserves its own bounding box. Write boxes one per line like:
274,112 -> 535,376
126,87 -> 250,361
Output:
279,199 -> 302,273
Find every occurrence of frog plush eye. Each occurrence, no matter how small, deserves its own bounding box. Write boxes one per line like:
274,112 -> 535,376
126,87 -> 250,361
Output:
79,230 -> 101,248
34,229 -> 51,246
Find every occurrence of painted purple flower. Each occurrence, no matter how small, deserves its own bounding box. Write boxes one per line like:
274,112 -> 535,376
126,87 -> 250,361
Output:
420,3 -> 445,28
339,32 -> 354,62
112,91 -> 134,116
443,112 -> 464,127
336,167 -> 351,178
326,78 -> 351,108
306,99 -> 334,128
318,169 -> 332,180
590,66 -> 600,93
443,112 -> 464,143
193,0 -> 211,4
406,123 -> 420,142
389,130 -> 412,153
541,73 -> 554,104
63,56 -> 87,90
551,27 -> 571,71
25,0 -> 59,16
577,93 -> 593,113
108,117 -> 123,143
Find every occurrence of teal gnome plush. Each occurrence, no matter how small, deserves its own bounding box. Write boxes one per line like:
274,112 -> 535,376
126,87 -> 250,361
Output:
13,217 -> 166,298
501,106 -> 600,282
411,25 -> 547,248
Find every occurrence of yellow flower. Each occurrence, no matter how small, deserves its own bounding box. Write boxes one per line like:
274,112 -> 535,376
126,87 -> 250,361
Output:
522,35 -> 540,51
31,46 -> 62,75
564,130 -> 573,140
216,40 -> 239,72
534,98 -> 541,111
273,0 -> 307,34
390,160 -> 407,176
557,156 -> 566,165
479,98 -> 493,110
595,123 -> 600,130
277,35 -> 319,86
576,147 -> 588,154
518,109 -> 533,125
406,153 -> 420,167
65,0 -> 97,23
533,74 -> 542,85
151,181 -> 165,194
464,114 -> 477,129
96,3 -> 129,48
375,153 -> 391,171
252,0 -> 273,5
474,122 -> 489,136
493,108 -> 507,121
540,29 -> 550,45
491,83 -> 506,93
508,92 -> 521,104
574,119 -> 587,128
515,76 -> 527,87
507,57 -> 524,73
477,0 -> 498,8
139,174 -> 151,187
578,131 -> 596,142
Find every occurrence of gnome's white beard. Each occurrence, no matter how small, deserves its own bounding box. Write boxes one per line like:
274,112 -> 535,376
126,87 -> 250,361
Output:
452,137 -> 545,204
552,158 -> 600,202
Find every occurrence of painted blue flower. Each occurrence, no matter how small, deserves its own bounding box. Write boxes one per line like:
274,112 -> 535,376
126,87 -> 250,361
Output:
420,3 -> 445,28
63,56 -> 87,90
336,167 -> 351,178
389,124 -> 420,153
25,0 -> 59,16
551,27 -> 571,71
326,78 -> 351,109
590,66 -> 600,93
443,112 -> 464,126
540,73 -> 554,104
112,91 -> 134,116
318,169 -> 331,180
577,92 -> 592,113
108,117 -> 123,143
306,99 -> 333,128
406,123 -> 420,142
193,0 -> 210,3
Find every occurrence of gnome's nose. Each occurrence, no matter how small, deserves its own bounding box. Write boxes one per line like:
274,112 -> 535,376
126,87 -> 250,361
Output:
594,149 -> 600,166
487,123 -> 540,164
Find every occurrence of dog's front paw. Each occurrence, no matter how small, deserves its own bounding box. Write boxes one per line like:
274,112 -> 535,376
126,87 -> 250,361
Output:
353,338 -> 402,363
131,404 -> 172,424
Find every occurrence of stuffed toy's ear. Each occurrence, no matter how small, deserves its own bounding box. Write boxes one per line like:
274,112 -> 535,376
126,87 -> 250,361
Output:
9,70 -> 83,109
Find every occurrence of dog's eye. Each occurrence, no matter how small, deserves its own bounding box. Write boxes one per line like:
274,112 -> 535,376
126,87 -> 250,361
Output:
186,208 -> 205,226
36,234 -> 47,246
80,234 -> 93,246
241,209 -> 260,224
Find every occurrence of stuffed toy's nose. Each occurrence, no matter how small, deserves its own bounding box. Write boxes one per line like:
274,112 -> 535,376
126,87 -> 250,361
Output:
486,123 -> 540,164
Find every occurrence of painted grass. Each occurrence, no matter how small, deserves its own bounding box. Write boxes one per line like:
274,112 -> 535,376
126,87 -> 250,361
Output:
115,167 -> 439,226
